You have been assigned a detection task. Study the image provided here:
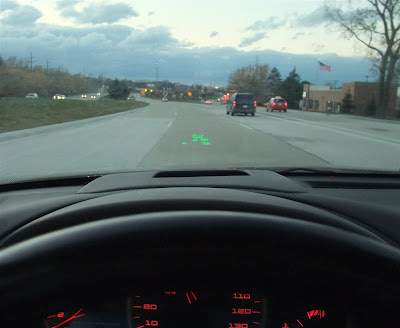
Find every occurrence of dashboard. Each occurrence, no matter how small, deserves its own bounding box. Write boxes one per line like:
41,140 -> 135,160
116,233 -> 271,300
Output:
41,290 -> 343,328
1,170 -> 400,328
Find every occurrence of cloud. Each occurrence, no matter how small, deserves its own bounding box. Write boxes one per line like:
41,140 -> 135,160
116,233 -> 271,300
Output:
312,43 -> 326,52
1,5 -> 42,26
293,7 -> 326,27
118,26 -> 192,53
239,32 -> 267,47
148,11 -> 155,16
210,31 -> 218,38
0,21 -> 372,86
0,0 -> 18,12
291,32 -> 305,40
57,2 -> 139,24
245,17 -> 281,31
55,0 -> 79,9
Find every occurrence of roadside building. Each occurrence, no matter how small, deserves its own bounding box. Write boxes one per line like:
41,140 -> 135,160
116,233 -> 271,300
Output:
302,82 -> 397,118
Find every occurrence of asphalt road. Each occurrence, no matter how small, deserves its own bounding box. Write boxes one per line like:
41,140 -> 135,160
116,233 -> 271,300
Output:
1,98 -> 399,182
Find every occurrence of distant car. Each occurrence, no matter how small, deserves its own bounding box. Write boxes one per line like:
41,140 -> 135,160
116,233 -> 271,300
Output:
266,97 -> 288,112
127,96 -> 135,100
205,100 -> 214,104
81,94 -> 87,98
25,93 -> 39,99
97,92 -> 101,96
90,95 -> 96,99
53,94 -> 66,100
226,93 -> 256,116
217,99 -> 221,102
162,97 -> 168,102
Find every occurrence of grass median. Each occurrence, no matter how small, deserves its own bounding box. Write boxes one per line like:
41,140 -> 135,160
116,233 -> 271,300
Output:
0,97 -> 148,133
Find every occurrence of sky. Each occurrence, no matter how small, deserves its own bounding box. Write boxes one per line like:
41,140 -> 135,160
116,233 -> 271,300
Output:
0,0 -> 376,86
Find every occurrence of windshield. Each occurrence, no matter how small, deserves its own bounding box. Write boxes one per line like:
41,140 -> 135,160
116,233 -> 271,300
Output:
1,0 -> 399,183
236,95 -> 255,102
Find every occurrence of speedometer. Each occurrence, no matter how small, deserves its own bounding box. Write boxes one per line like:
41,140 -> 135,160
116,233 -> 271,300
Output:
130,290 -> 265,328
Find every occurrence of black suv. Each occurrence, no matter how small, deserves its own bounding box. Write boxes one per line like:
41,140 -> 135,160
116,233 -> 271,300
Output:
226,93 -> 256,116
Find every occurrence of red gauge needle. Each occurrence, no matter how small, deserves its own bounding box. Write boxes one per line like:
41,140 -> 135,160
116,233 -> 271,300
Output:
51,308 -> 85,328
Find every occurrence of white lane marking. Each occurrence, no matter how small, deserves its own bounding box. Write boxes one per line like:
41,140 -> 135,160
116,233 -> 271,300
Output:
256,112 -> 399,146
168,121 -> 173,127
241,123 -> 253,130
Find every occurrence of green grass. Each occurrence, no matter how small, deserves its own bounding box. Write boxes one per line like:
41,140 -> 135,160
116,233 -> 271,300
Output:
0,97 -> 148,133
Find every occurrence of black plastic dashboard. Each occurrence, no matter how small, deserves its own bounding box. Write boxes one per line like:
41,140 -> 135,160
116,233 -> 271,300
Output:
0,169 -> 400,327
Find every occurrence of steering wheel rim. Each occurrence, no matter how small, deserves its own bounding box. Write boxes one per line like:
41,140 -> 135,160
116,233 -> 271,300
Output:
1,210 -> 400,307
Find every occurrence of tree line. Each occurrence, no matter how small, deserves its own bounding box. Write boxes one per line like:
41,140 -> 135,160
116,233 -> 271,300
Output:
0,56 -> 103,98
228,65 -> 309,108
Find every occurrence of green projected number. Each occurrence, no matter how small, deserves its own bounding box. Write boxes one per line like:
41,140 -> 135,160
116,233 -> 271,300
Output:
182,134 -> 211,146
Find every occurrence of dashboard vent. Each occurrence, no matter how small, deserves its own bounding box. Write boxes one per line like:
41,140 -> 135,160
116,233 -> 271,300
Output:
154,170 -> 249,178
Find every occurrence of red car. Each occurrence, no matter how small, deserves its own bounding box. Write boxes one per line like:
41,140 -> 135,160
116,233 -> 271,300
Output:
266,97 -> 288,112
205,100 -> 214,104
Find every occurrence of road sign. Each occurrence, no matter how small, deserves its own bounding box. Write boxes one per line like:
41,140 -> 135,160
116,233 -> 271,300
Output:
188,92 -> 192,96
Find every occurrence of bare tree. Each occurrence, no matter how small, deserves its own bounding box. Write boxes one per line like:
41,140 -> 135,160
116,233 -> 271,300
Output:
228,64 -> 269,102
325,0 -> 400,117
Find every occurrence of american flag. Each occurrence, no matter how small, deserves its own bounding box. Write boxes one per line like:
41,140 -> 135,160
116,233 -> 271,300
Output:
318,61 -> 331,72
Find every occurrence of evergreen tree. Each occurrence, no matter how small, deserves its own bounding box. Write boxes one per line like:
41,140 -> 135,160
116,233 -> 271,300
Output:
342,91 -> 354,114
280,68 -> 302,108
108,78 -> 130,100
266,66 -> 282,97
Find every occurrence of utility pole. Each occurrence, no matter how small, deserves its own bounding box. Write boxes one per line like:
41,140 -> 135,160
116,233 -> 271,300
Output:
46,59 -> 49,74
30,52 -> 34,71
365,75 -> 369,82
156,65 -> 159,82
333,80 -> 339,89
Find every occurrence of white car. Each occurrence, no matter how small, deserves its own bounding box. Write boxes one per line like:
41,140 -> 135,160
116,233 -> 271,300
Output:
25,93 -> 39,99
53,94 -> 66,100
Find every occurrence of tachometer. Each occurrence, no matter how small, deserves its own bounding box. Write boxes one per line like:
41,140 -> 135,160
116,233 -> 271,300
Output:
44,308 -> 85,328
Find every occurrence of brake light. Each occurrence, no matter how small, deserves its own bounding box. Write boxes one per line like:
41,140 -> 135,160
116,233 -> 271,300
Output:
273,102 -> 276,106
233,101 -> 236,107
254,101 -> 257,107
285,102 -> 287,106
